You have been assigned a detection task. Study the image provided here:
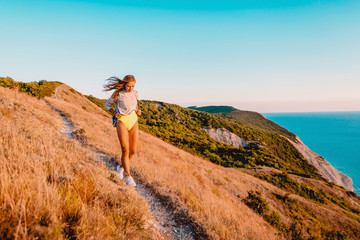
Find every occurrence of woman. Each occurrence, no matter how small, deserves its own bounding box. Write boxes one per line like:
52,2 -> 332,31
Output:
104,75 -> 141,186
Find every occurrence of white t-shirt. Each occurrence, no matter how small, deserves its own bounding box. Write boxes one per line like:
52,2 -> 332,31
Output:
105,90 -> 138,115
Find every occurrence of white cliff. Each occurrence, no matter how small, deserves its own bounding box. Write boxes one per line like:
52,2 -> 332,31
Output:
287,136 -> 353,191
203,128 -> 247,148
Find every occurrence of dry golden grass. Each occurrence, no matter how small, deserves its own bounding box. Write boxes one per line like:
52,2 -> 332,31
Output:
51,84 -> 360,240
134,126 -> 360,239
133,132 -> 282,239
6,83 -> 360,239
0,86 -> 164,239
243,167 -> 360,238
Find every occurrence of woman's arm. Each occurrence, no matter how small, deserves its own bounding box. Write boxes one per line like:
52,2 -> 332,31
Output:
134,91 -> 141,115
105,98 -> 122,118
109,108 -> 122,118
105,98 -> 114,111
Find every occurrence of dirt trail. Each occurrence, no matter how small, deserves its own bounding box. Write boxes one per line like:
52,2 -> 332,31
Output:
55,84 -> 63,99
47,86 -> 199,240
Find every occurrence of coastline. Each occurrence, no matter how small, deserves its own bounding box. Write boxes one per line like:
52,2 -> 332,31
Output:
263,111 -> 360,194
287,136 -> 354,191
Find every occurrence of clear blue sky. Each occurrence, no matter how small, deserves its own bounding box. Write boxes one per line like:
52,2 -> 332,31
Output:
1,0 -> 360,112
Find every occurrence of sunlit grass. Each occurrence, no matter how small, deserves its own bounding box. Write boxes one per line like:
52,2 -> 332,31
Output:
2,83 -> 360,239
0,86 -> 163,239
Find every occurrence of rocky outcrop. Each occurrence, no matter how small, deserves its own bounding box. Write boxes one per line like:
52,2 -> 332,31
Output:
287,136 -> 353,191
203,128 -> 247,148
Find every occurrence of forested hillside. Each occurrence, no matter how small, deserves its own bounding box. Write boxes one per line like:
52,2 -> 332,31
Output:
139,101 -> 320,179
189,105 -> 296,141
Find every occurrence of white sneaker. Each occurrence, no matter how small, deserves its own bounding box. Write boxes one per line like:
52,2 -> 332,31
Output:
125,176 -> 136,187
116,165 -> 124,180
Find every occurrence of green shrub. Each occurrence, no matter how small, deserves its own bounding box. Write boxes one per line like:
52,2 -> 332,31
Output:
0,77 -> 18,88
1,77 -> 61,98
265,211 -> 282,229
85,95 -> 110,114
244,191 -> 269,215
259,174 -> 327,204
323,230 -> 348,240
288,221 -> 304,240
19,80 -> 61,98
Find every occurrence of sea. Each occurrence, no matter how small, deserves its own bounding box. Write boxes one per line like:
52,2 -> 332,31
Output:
262,111 -> 360,195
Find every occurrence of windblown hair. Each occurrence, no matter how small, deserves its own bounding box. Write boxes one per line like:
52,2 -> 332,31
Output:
104,75 -> 136,102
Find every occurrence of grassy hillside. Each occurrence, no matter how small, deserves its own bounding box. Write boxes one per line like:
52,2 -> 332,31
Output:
43,84 -> 282,239
85,94 -> 110,113
56,85 -> 360,239
2,79 -> 360,239
51,84 -> 360,239
81,94 -> 360,239
0,86 -> 163,239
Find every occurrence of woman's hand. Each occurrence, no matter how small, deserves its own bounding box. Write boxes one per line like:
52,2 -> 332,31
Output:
136,110 -> 142,116
114,112 -> 122,118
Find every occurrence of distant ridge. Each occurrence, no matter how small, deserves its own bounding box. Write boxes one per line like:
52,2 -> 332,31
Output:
189,105 -> 296,141
188,105 -> 237,114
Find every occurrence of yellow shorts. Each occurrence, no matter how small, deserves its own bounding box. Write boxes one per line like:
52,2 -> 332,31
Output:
118,111 -> 138,131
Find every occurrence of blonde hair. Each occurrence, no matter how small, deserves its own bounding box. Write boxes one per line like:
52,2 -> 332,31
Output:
104,75 -> 136,102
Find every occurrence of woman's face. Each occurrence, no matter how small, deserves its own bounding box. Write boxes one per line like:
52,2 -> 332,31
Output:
125,81 -> 135,92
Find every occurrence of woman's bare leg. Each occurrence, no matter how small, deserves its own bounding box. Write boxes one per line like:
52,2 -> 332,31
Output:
128,121 -> 139,161
116,121 -> 131,176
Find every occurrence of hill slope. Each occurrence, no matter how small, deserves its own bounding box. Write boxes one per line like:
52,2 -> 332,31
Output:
44,83 -> 281,239
2,78 -> 360,239
83,87 -> 360,239
51,84 -> 360,239
0,84 -> 163,239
